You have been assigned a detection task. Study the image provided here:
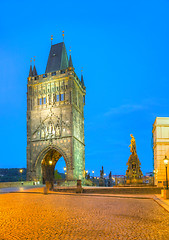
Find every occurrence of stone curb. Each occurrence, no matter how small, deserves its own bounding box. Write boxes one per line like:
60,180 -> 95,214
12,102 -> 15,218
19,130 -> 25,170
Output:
152,195 -> 169,213
3,191 -> 152,199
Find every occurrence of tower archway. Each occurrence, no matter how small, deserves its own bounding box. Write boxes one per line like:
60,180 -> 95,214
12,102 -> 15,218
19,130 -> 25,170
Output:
34,145 -> 70,183
41,149 -> 63,184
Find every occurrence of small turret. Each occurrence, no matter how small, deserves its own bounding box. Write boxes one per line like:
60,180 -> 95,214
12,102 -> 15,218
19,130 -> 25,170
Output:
81,69 -> 84,86
68,48 -> 74,71
32,57 -> 38,76
68,54 -> 73,69
32,65 -> 38,76
29,59 -> 33,77
29,65 -> 33,77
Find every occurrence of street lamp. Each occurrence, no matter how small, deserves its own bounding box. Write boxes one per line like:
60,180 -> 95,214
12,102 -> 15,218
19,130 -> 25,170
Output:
49,161 -> 52,165
163,156 -> 169,190
85,170 -> 88,179
63,167 -> 66,178
19,169 -> 23,182
92,171 -> 94,178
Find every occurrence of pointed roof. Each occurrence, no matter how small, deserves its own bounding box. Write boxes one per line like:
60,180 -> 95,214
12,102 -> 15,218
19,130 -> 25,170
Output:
45,42 -> 68,73
32,65 -> 37,76
29,65 -> 33,77
68,54 -> 73,68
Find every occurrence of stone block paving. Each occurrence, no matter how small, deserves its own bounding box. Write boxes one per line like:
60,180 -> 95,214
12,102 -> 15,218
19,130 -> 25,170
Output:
0,193 -> 169,240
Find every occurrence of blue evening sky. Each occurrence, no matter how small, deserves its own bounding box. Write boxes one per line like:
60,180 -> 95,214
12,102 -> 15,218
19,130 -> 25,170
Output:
1,0 -> 169,176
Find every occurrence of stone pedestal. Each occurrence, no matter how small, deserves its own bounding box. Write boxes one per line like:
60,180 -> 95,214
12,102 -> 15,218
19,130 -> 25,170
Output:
76,180 -> 83,193
161,189 -> 169,199
43,186 -> 48,194
45,181 -> 53,191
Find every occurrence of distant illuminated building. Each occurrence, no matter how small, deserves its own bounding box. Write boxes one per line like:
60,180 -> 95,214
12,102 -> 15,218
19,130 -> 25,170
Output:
153,117 -> 169,187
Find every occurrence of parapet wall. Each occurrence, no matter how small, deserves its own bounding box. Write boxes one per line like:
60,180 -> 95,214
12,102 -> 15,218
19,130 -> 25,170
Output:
0,181 -> 34,188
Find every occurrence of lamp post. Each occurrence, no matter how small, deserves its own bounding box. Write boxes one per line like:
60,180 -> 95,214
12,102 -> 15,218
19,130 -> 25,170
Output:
92,171 -> 94,178
19,169 -> 23,182
163,156 -> 169,190
85,170 -> 88,179
64,167 -> 66,178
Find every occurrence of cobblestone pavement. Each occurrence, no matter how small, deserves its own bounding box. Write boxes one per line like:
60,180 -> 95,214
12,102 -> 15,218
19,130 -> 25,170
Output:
0,193 -> 169,240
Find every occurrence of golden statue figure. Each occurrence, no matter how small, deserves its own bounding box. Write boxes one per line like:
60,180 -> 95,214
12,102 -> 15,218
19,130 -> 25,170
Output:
129,134 -> 137,154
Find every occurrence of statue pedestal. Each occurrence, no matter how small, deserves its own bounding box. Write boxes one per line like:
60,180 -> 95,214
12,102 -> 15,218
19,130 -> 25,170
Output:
126,153 -> 143,185
76,180 -> 83,193
161,189 -> 169,199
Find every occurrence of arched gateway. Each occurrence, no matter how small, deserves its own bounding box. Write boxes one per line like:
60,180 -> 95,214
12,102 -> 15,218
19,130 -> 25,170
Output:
26,40 -> 86,182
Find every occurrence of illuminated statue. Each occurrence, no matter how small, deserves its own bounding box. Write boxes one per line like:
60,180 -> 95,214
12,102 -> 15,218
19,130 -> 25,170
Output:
126,134 -> 143,184
129,134 -> 137,155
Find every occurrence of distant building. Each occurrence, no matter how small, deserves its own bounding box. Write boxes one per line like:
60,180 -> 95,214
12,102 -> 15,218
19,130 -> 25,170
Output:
153,117 -> 169,187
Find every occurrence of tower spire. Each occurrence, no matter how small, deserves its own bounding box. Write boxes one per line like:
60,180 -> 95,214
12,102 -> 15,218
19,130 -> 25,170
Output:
68,47 -> 73,70
32,56 -> 38,76
29,58 -> 33,77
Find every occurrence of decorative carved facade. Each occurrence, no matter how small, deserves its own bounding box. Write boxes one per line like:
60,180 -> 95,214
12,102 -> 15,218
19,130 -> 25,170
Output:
27,41 -> 86,182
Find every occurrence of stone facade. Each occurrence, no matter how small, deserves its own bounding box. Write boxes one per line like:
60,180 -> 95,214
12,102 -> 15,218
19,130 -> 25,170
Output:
153,117 -> 169,187
27,42 -> 86,182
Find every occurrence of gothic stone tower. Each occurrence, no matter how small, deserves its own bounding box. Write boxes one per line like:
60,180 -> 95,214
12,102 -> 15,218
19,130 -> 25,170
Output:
27,42 -> 86,182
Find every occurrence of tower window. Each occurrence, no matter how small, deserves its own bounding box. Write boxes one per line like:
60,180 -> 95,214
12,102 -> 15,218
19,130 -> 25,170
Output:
39,98 -> 42,105
43,97 -> 46,104
60,93 -> 65,101
56,95 -> 60,102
